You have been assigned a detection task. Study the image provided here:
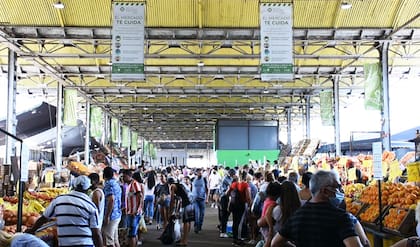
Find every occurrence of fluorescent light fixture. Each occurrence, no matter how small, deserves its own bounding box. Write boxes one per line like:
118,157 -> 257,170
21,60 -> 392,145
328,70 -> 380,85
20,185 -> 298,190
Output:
197,61 -> 205,67
341,2 -> 352,9
53,1 -> 65,9
249,107 -> 254,110
214,75 -> 224,80
175,75 -> 185,80
263,89 -> 269,94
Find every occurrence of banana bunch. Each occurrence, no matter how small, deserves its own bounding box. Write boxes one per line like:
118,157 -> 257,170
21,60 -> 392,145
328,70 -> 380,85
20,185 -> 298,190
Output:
39,187 -> 69,198
0,230 -> 13,246
3,203 -> 17,212
24,200 -> 45,214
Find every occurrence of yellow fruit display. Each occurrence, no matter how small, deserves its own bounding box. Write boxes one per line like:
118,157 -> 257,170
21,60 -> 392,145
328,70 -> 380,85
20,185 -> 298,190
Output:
344,183 -> 365,202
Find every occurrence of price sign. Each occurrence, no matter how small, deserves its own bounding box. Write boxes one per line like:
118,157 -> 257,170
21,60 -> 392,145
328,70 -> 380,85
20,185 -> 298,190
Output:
45,171 -> 54,183
338,157 -> 348,167
388,160 -> 402,182
348,168 -> 357,181
407,162 -> 420,182
372,142 -> 383,180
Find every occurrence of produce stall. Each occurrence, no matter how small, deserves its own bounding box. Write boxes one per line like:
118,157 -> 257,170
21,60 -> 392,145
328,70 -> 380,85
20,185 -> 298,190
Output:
344,180 -> 419,247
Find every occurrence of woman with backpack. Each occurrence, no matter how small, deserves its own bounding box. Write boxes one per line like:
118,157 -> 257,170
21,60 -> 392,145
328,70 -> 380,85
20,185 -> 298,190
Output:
226,171 -> 252,246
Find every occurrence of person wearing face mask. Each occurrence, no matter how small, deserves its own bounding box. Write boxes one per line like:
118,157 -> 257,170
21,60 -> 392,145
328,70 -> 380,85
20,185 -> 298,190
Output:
390,202 -> 420,247
335,188 -> 371,247
271,170 -> 363,247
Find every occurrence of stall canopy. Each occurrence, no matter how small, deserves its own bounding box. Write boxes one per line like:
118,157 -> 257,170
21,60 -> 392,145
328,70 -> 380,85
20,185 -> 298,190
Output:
0,102 -> 89,156
317,127 -> 419,156
0,102 -> 57,140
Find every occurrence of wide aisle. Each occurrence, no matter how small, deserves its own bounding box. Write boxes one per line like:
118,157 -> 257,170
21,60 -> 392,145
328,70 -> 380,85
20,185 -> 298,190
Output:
141,206 -> 233,247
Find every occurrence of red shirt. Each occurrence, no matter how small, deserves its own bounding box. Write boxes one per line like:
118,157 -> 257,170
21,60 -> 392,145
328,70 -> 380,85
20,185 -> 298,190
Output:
230,181 -> 249,203
126,180 -> 142,215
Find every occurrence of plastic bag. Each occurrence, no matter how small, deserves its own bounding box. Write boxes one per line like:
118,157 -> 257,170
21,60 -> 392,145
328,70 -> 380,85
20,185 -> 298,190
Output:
139,215 -> 147,233
173,219 -> 181,242
159,219 -> 175,244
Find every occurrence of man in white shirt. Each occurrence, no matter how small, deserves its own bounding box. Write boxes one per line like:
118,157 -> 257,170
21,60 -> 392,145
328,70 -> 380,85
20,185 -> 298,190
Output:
207,168 -> 222,208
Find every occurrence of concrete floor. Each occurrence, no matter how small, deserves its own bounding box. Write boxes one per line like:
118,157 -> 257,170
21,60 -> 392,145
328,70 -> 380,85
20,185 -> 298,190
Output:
140,206 -> 234,247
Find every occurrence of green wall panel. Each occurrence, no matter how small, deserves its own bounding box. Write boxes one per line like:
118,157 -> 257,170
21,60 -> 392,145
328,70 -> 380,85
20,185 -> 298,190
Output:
216,150 -> 279,167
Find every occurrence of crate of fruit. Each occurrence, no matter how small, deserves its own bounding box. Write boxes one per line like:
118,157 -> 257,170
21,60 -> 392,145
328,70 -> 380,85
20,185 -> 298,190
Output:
346,201 -> 367,218
382,207 -> 416,236
359,204 -> 390,224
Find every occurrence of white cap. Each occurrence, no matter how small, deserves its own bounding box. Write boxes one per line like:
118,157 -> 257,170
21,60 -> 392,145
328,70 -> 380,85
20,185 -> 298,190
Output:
72,175 -> 91,191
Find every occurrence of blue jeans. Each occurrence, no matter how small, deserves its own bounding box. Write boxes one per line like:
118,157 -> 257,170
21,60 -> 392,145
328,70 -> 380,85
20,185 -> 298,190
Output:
126,214 -> 141,237
144,195 -> 155,220
194,199 -> 206,230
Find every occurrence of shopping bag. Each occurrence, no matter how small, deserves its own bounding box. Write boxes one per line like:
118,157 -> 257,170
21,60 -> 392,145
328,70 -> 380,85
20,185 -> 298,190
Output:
159,219 -> 175,245
139,215 -> 147,233
173,219 -> 181,242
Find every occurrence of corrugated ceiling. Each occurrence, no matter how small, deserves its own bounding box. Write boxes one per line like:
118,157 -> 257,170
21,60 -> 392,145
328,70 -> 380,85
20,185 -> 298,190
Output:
0,0 -> 419,28
0,0 -> 419,142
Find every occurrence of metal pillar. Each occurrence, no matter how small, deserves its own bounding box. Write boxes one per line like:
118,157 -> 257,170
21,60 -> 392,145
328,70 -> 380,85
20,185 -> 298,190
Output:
305,95 -> 311,139
6,49 -> 17,165
287,107 -> 292,146
55,82 -> 63,172
84,101 -> 90,165
127,123 -> 132,169
333,76 -> 342,156
381,42 -> 391,151
117,120 -> 122,147
103,112 -> 109,145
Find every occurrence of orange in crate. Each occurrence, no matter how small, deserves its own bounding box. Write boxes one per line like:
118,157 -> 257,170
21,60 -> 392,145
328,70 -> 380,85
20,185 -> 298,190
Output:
359,205 -> 382,223
383,208 -> 407,229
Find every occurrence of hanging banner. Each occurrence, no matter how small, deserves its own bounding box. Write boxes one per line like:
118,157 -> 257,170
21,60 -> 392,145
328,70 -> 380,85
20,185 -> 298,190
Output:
260,3 -> 293,81
122,126 -> 130,147
131,131 -> 138,151
364,63 -> 383,111
111,2 -> 145,81
63,89 -> 78,126
111,118 -> 119,143
90,106 -> 103,138
320,90 -> 334,126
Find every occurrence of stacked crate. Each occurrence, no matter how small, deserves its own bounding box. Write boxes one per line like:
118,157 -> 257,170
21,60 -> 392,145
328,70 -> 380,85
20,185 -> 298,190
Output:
0,159 -> 11,197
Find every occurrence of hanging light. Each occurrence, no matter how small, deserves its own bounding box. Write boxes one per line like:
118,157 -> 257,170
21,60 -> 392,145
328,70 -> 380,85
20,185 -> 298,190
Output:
341,2 -> 352,9
53,1 -> 65,9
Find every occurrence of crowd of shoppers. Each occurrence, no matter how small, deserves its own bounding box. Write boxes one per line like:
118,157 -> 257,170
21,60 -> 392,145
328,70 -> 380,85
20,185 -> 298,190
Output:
23,161 -> 387,247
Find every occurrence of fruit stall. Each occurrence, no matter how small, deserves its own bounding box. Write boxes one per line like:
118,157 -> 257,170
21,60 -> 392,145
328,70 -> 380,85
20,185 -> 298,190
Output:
0,187 -> 67,246
344,179 -> 420,247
